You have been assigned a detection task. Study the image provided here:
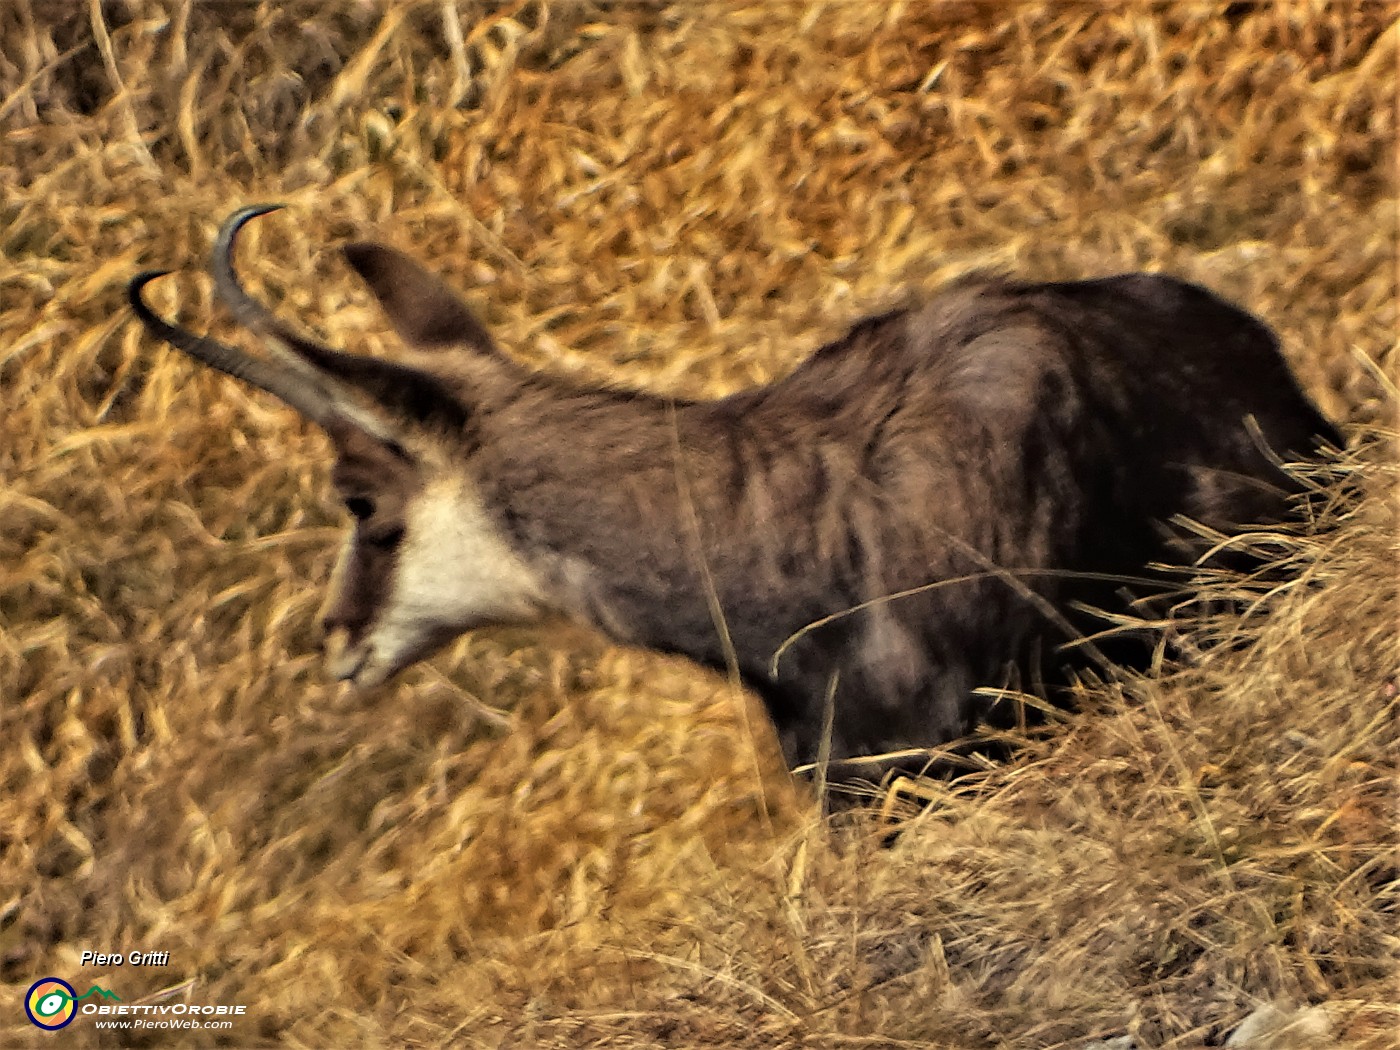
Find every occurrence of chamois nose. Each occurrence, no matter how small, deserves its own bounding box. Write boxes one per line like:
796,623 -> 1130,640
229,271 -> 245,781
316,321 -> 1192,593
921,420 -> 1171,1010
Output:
319,596 -> 369,645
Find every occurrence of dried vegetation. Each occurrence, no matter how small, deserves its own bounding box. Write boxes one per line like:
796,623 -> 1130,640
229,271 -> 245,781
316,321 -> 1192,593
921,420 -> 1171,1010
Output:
1,1 -> 1396,1047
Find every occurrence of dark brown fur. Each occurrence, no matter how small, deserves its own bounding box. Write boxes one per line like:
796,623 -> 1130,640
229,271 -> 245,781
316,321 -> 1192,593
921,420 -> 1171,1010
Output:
399,272 -> 1340,770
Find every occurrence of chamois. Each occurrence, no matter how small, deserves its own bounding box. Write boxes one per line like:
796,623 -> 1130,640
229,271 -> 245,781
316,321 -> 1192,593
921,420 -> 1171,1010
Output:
129,205 -> 1340,777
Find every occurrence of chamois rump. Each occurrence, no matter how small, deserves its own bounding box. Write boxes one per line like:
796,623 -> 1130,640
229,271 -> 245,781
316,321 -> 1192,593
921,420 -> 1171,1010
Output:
129,206 -> 1340,778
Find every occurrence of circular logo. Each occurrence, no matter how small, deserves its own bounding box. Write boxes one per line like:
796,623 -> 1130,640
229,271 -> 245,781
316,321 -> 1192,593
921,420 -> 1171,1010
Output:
26,978 -> 77,1031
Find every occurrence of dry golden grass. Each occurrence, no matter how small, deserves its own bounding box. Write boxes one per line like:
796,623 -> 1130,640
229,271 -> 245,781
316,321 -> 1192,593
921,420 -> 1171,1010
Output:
1,1 -> 1396,1047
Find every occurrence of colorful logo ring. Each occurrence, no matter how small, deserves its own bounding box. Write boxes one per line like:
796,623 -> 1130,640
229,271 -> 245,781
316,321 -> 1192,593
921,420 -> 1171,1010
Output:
26,978 -> 77,1031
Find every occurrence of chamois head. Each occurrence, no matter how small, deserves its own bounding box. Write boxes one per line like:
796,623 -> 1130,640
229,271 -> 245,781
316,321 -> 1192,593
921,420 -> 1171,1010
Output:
129,206 -> 547,688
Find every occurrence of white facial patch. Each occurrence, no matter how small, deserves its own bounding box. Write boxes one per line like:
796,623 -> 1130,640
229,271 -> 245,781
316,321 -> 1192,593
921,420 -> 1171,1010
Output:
341,476 -> 550,688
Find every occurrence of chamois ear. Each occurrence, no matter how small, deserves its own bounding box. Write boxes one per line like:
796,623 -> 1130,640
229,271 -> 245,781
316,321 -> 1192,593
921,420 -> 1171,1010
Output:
343,242 -> 495,353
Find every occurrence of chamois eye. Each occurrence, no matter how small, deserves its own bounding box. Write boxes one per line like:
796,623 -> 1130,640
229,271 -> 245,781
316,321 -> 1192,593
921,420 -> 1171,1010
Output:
345,496 -> 374,521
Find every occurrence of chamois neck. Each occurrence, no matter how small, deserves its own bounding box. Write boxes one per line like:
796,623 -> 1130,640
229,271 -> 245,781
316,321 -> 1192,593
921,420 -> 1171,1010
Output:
470,372 -> 731,606
483,371 -> 713,478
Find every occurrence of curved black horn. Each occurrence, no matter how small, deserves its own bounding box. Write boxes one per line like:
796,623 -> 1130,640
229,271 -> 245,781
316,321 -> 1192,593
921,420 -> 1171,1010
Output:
128,270 -> 339,426
135,206 -> 471,439
212,203 -> 335,361
213,205 -> 475,435
212,203 -> 285,332
213,205 -> 413,377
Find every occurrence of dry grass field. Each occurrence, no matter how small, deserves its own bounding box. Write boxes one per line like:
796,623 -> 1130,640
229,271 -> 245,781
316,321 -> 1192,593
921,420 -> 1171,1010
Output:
2,1 -> 1397,1047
